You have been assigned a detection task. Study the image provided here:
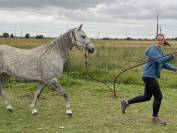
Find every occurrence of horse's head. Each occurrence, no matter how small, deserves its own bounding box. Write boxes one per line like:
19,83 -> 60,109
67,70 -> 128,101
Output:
71,24 -> 95,54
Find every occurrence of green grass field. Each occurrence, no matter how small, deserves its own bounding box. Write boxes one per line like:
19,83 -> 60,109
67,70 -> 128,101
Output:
0,38 -> 177,133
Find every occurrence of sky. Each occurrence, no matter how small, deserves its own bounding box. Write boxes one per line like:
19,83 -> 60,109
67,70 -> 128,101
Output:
1,0 -> 177,39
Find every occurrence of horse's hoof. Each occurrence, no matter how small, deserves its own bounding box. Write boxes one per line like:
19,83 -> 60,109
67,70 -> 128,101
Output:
66,109 -> 73,117
7,108 -> 13,112
32,109 -> 38,115
6,105 -> 13,112
67,113 -> 73,117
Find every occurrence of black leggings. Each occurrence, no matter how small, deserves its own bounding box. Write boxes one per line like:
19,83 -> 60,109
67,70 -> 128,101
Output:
128,77 -> 162,117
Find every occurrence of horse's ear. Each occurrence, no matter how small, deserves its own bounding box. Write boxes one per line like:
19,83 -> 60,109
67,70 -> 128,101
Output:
78,24 -> 83,31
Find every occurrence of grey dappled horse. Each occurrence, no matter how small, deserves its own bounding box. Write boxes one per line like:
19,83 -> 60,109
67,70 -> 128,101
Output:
0,24 -> 94,116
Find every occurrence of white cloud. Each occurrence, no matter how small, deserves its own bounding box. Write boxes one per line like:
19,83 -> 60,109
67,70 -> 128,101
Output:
0,0 -> 177,38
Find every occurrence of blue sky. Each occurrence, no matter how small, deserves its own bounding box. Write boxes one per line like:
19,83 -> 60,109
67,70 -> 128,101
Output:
0,0 -> 177,38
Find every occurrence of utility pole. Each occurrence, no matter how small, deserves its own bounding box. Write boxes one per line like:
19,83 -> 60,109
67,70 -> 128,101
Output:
159,25 -> 162,34
156,15 -> 170,46
20,30 -> 23,38
14,27 -> 16,37
156,14 -> 159,36
97,32 -> 100,40
156,15 -> 163,35
67,24 -> 68,31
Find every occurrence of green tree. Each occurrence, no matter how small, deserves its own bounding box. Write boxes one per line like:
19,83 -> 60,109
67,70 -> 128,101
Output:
10,33 -> 15,38
2,32 -> 9,38
25,33 -> 30,39
36,35 -> 44,39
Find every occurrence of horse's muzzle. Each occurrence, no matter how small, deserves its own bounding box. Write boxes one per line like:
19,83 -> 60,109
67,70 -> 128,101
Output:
88,47 -> 94,53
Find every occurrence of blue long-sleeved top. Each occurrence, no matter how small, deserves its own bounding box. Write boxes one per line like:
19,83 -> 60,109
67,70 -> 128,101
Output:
142,45 -> 176,78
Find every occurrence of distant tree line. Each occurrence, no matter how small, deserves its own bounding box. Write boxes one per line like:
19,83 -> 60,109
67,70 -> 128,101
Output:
100,37 -> 177,41
1,32 -> 177,41
0,32 -> 44,39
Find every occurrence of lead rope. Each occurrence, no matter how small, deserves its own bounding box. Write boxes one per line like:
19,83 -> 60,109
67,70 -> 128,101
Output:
85,50 -> 177,98
84,52 -> 113,92
113,51 -> 177,97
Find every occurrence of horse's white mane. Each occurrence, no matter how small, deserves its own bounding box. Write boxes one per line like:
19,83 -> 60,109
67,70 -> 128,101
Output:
31,29 -> 74,59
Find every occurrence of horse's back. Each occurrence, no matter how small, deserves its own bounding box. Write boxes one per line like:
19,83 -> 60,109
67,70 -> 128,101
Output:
0,45 -> 30,53
0,45 -> 41,79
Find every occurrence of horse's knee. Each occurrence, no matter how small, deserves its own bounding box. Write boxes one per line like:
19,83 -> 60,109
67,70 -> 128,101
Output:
49,79 -> 58,86
37,94 -> 40,98
63,92 -> 68,98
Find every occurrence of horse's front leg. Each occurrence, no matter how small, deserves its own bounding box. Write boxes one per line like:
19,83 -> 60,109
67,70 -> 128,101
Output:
50,79 -> 72,116
31,83 -> 45,115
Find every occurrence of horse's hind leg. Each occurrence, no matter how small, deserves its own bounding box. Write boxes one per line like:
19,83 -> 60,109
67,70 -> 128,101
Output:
0,78 -> 13,112
49,79 -> 72,116
31,82 -> 45,115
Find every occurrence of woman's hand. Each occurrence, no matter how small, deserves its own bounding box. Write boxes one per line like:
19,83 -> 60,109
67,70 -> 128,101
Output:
172,52 -> 177,57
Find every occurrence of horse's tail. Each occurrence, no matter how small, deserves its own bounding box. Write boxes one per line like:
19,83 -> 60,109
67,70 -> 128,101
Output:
0,47 -> 5,73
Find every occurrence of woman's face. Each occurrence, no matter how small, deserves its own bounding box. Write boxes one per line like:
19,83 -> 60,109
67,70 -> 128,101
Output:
156,35 -> 165,48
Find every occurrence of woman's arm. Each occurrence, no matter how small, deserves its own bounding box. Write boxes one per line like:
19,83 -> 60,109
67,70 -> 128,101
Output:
162,63 -> 177,71
148,49 -> 175,64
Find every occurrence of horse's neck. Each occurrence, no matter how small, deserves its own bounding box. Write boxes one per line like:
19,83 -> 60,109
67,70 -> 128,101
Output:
36,32 -> 72,62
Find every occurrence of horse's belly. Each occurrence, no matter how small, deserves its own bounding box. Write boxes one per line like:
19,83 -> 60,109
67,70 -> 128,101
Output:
3,61 -> 42,81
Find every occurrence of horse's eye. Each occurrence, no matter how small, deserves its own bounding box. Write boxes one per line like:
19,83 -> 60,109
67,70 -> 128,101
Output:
81,35 -> 86,39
